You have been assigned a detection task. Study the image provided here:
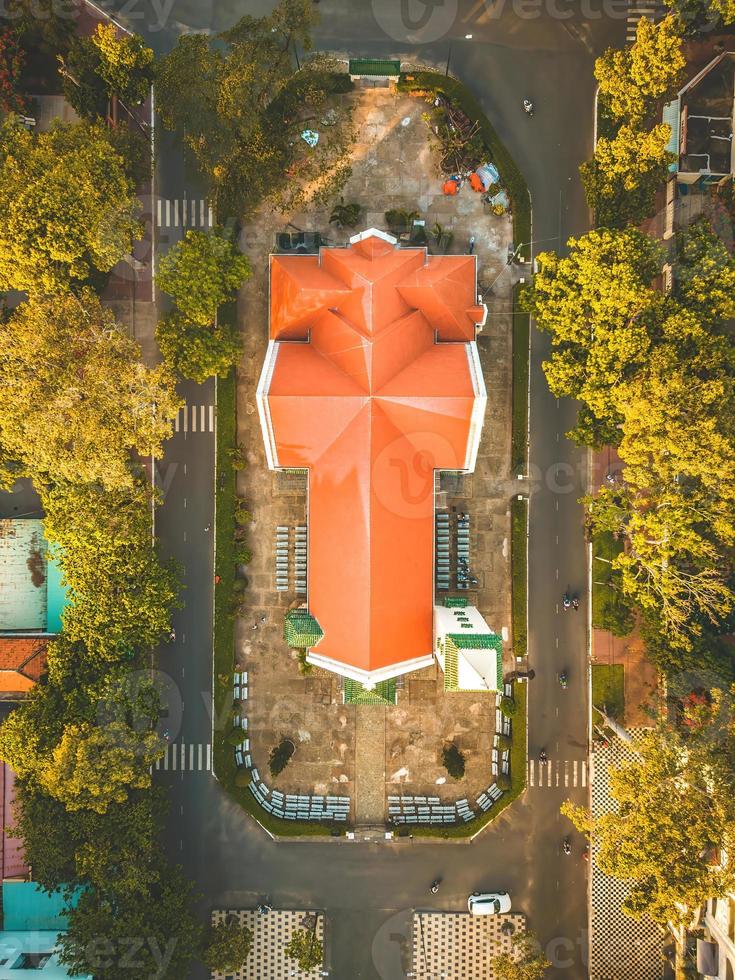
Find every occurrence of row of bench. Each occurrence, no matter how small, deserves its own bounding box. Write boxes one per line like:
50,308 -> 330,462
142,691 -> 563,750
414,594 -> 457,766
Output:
476,783 -> 505,812
248,780 -> 350,822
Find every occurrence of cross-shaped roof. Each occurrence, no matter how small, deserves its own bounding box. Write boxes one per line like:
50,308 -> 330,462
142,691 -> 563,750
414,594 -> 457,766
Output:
258,231 -> 487,683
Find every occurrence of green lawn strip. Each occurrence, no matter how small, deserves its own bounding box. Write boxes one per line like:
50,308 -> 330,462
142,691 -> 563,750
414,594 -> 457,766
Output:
397,71 -> 531,255
591,530 -> 634,636
511,283 -> 530,474
591,663 -> 625,726
401,682 -> 527,839
211,334 -> 340,837
511,496 -> 528,660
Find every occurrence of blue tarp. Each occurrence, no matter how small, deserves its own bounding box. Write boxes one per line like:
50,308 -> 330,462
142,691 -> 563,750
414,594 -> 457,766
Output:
2,883 -> 84,932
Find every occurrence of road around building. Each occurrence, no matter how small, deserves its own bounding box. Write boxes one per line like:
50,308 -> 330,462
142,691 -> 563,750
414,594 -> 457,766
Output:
102,2 -> 625,976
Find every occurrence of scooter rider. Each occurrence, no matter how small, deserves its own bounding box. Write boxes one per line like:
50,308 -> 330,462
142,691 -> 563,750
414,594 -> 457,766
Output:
523,99 -> 534,115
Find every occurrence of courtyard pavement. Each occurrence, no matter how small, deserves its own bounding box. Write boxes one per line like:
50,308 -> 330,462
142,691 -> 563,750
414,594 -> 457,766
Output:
233,85 -> 517,826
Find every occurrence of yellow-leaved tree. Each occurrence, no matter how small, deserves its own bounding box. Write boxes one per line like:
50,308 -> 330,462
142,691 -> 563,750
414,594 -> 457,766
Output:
0,289 -> 181,489
0,117 -> 141,293
595,15 -> 686,125
39,722 -> 165,814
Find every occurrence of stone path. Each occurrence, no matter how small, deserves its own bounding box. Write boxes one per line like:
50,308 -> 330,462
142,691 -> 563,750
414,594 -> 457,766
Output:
211,908 -> 324,980
590,732 -> 664,980
354,705 -> 387,826
413,911 -> 526,977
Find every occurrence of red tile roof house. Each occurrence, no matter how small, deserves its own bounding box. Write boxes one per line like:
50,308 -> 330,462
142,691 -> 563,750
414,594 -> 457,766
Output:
0,639 -> 48,699
257,229 -> 504,693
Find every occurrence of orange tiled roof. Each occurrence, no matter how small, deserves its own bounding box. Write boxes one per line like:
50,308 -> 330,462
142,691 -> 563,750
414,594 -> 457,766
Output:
259,232 -> 486,679
0,638 -> 48,693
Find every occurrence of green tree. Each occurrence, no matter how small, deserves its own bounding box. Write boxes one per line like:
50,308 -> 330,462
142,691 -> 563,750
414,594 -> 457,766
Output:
0,118 -> 141,293
285,928 -> 323,972
0,291 -> 181,490
155,2 -> 353,218
58,36 -> 108,120
674,217 -> 735,323
90,23 -> 153,106
41,481 -> 180,659
39,721 -> 164,814
490,931 -> 551,980
563,730 -> 735,960
595,15 -> 685,125
2,0 -> 74,60
664,0 -> 735,27
580,123 -> 674,228
58,863 -> 203,980
442,742 -> 466,780
0,27 -> 26,113
156,312 -> 241,382
329,198 -> 361,229
525,228 -> 663,446
157,230 -> 251,326
204,921 -> 253,973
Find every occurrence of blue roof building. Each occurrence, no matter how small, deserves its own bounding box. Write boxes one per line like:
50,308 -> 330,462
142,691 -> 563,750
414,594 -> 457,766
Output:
0,883 -> 91,979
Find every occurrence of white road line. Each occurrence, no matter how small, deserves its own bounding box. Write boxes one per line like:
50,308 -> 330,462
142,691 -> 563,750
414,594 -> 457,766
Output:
174,410 -> 180,433
209,404 -> 214,431
582,760 -> 587,787
200,404 -> 205,431
573,760 -> 578,787
171,744 -> 177,771
555,766 -> 560,787
163,749 -> 169,771
183,406 -> 188,434
208,205 -> 214,226
198,744 -> 203,770
528,759 -> 535,787
183,198 -> 188,225
206,743 -> 211,771
166,199 -> 171,226
200,199 -> 205,225
157,198 -> 162,227
189,743 -> 195,769
174,199 -> 179,225
564,761 -> 569,787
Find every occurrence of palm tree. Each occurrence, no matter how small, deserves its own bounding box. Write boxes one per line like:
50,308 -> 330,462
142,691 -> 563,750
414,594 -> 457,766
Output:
329,198 -> 362,229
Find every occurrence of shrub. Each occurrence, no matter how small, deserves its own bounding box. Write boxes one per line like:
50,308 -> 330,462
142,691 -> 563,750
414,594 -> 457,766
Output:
499,695 -> 517,718
329,198 -> 362,229
497,733 -> 512,752
385,208 -> 419,236
234,545 -> 252,565
269,738 -> 295,777
234,501 -> 252,524
496,773 -> 511,791
228,446 -> 248,470
442,742 -> 465,780
296,649 -> 313,676
226,726 -> 246,746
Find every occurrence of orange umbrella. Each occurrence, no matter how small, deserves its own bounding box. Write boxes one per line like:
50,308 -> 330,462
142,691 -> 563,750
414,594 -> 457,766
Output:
442,180 -> 459,196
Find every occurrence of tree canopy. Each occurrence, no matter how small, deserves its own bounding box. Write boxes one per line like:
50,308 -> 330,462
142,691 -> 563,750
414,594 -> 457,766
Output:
595,16 -> 685,125
489,932 -> 551,980
0,118 -> 141,293
156,312 -> 241,383
580,123 -> 674,228
563,729 -> 735,929
204,922 -> 253,973
285,929 -> 323,971
41,481 -> 180,659
158,230 -> 250,327
0,290 -> 180,489
155,0 -> 354,218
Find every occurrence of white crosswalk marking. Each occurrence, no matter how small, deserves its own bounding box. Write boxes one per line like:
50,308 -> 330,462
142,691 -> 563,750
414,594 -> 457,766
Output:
155,742 -> 212,772
527,759 -> 588,789
173,405 -> 215,434
156,198 -> 214,228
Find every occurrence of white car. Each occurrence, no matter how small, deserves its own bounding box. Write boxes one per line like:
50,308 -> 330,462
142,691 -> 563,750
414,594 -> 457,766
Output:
467,891 -> 512,916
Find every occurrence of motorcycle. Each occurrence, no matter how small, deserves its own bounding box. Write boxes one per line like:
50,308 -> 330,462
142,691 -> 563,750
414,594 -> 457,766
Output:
430,878 -> 441,894
523,99 -> 534,116
558,671 -> 568,689
563,838 -> 572,856
572,595 -> 580,611
539,749 -> 547,765
562,591 -> 571,611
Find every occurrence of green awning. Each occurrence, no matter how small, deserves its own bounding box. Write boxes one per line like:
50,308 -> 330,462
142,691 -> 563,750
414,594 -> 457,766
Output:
349,59 -> 401,77
283,609 -> 323,649
344,678 -> 396,705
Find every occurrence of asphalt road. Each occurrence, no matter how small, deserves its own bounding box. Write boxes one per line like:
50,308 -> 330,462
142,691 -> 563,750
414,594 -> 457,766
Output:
100,2 -> 624,975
